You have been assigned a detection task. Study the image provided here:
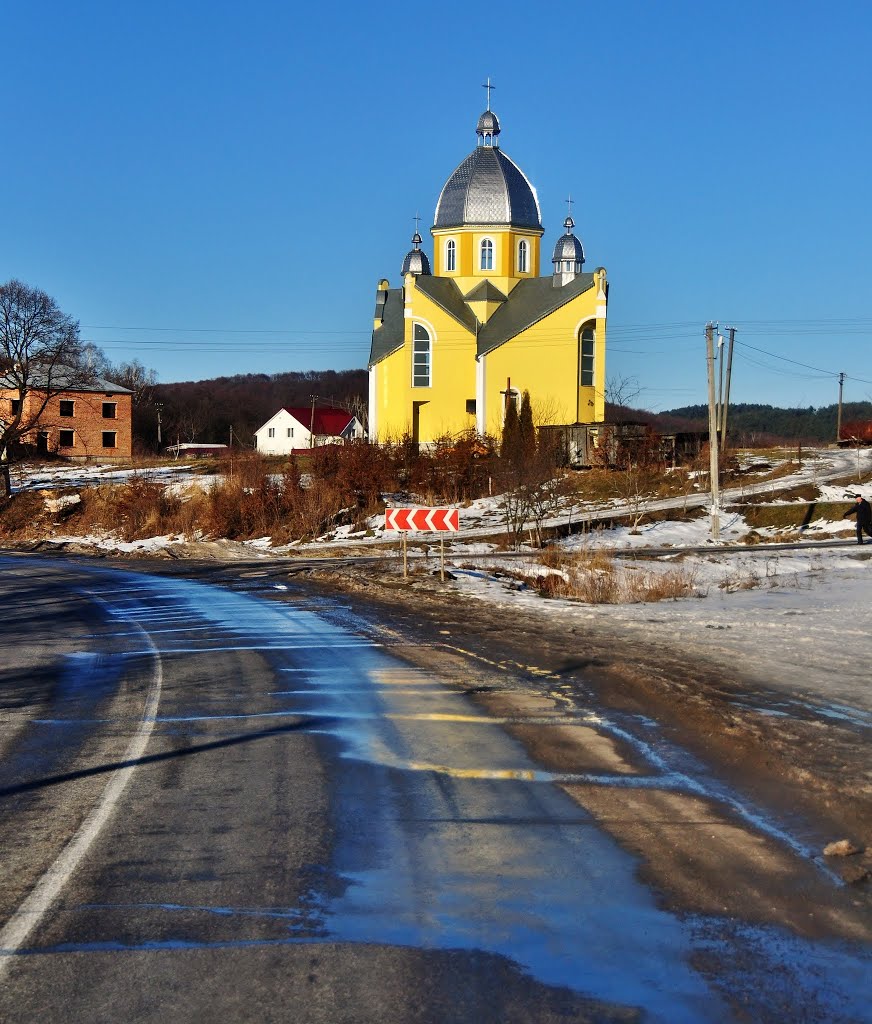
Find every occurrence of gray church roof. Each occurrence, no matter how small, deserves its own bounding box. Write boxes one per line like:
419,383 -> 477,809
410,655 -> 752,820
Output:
369,288 -> 405,366
476,273 -> 596,357
434,146 -> 542,231
413,276 -> 479,332
464,280 -> 506,304
368,273 -> 597,367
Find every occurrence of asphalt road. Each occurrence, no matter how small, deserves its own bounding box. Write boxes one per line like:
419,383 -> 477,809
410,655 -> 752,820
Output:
0,555 -> 870,1023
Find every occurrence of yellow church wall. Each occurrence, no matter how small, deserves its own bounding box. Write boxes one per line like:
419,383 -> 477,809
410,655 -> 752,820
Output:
370,282 -> 478,443
432,228 -> 541,292
482,284 -> 605,436
373,275 -> 607,442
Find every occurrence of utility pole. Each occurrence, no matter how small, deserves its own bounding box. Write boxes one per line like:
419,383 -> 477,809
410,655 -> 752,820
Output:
706,323 -> 720,541
836,371 -> 846,443
721,327 -> 735,453
309,395 -> 318,449
716,332 -> 725,435
156,402 -> 163,450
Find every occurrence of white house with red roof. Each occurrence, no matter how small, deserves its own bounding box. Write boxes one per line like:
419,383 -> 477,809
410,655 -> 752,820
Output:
254,406 -> 364,455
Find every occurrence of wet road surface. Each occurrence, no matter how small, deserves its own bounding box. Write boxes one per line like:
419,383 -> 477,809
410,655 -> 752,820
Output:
0,555 -> 870,1023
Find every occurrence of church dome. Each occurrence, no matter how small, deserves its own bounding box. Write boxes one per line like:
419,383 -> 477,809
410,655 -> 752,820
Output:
552,216 -> 585,266
434,110 -> 542,231
402,231 -> 431,277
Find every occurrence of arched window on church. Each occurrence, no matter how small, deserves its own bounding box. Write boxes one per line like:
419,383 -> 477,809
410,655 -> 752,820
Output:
446,239 -> 456,272
480,238 -> 494,271
413,324 -> 431,388
579,325 -> 595,387
517,239 -> 528,274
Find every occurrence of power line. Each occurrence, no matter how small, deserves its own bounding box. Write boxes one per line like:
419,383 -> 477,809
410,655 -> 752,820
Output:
734,339 -> 872,384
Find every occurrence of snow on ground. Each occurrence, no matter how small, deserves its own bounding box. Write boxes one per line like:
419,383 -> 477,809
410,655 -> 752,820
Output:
10,450 -> 872,717
449,545 -> 872,718
10,461 -> 209,492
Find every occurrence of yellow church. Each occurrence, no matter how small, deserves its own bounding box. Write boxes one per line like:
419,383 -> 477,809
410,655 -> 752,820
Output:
368,97 -> 608,444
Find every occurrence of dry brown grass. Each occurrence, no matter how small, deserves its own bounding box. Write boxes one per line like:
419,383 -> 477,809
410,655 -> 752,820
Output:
534,549 -> 698,604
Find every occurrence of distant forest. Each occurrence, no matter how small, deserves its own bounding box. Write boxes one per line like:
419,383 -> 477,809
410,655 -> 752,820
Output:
128,368 -> 872,452
139,369 -> 368,452
646,402 -> 872,445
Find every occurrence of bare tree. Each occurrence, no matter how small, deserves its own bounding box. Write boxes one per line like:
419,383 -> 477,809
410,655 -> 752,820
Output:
104,359 -> 158,407
613,467 -> 656,534
605,374 -> 642,411
0,280 -> 88,496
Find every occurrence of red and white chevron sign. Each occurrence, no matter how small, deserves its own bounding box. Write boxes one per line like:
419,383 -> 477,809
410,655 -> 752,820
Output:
384,507 -> 459,532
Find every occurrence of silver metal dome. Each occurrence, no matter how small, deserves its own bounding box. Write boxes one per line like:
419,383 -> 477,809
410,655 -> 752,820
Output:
434,146 -> 542,230
552,216 -> 585,266
476,109 -> 501,143
402,232 -> 431,276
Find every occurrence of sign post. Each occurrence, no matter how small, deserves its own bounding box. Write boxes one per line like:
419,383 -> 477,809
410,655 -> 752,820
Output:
385,507 -> 460,582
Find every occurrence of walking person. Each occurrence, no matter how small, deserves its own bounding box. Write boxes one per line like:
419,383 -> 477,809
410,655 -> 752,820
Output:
843,494 -> 872,544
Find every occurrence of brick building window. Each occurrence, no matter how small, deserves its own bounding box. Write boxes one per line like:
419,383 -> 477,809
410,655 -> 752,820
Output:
102,402 -> 116,419
102,431 -> 117,449
59,400 -> 74,417
10,398 -> 21,414
59,430 -> 74,447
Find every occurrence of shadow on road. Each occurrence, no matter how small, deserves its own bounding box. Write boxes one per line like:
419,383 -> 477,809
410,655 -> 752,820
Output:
0,718 -> 336,799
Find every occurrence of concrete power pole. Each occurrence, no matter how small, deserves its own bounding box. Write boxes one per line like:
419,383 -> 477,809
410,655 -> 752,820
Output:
720,327 -> 735,453
706,323 -> 720,541
836,371 -> 846,443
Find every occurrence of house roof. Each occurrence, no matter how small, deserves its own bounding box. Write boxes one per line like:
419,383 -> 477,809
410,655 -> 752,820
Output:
0,364 -> 132,394
283,407 -> 356,436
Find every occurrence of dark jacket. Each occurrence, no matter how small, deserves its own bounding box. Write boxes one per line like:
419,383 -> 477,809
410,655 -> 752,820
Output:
844,497 -> 872,527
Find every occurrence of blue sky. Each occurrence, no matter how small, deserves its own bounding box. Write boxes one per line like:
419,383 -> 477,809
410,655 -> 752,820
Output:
2,0 -> 870,411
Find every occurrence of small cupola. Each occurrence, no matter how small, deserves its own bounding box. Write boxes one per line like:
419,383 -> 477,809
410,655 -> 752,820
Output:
552,211 -> 585,287
476,76 -> 500,148
402,230 -> 432,277
476,109 -> 501,148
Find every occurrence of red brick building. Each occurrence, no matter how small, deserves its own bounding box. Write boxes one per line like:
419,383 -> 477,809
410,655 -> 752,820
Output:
1,371 -> 133,460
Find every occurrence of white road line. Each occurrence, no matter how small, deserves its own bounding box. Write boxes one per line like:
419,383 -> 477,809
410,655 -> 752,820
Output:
0,598 -> 164,975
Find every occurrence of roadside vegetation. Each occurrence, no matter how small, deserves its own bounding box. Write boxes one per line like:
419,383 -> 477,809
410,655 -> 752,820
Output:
531,548 -> 700,603
0,421 -> 862,569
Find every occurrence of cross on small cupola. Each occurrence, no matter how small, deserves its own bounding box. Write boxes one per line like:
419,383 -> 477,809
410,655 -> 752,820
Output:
402,211 -> 431,277
476,77 -> 501,147
552,193 -> 585,285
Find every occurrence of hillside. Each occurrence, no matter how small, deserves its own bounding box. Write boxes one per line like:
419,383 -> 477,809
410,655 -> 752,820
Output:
628,402 -> 872,444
